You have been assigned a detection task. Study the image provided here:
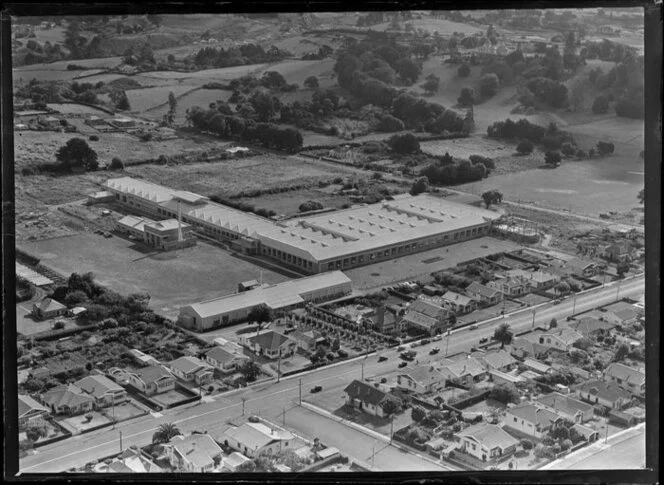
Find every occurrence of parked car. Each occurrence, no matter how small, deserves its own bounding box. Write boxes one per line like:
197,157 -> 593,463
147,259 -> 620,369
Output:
378,356 -> 388,362
552,299 -> 562,305
432,335 -> 443,342
469,325 -> 478,331
397,346 -> 406,352
380,377 -> 387,383
103,232 -> 112,238
420,338 -> 430,345
479,337 -> 488,344
398,362 -> 408,368
248,416 -> 260,423
337,349 -> 348,358
310,386 -> 323,393
429,348 -> 440,355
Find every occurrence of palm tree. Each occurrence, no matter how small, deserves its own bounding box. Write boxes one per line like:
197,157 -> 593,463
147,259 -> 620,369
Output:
152,422 -> 182,444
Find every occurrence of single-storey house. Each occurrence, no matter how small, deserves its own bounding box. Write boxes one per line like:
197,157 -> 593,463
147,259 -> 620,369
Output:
95,447 -> 163,473
127,349 -> 160,367
522,357 -> 553,375
18,394 -> 50,427
343,379 -> 390,418
603,242 -> 636,263
220,422 -> 294,458
41,384 -> 95,416
575,379 -> 632,410
168,356 -> 214,385
569,317 -> 615,336
396,366 -> 447,394
536,328 -> 583,352
465,282 -> 503,306
487,275 -> 529,297
288,329 -> 326,352
475,349 -> 517,372
506,269 -> 560,291
204,346 -> 250,374
245,331 -> 297,360
125,365 -> 176,396
504,403 -> 564,439
400,310 -> 442,336
601,308 -> 639,327
439,357 -> 487,386
536,392 -> 594,423
164,434 -> 223,472
440,291 -> 477,314
566,258 -> 598,278
74,374 -> 128,408
457,424 -> 519,462
32,298 -> 67,321
372,306 -> 399,335
602,363 -> 645,396
509,334 -> 550,359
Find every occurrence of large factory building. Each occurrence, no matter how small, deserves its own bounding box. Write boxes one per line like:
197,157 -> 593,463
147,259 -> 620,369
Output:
105,177 -> 501,274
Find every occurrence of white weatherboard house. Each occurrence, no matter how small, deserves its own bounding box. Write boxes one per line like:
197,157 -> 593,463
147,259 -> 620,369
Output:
219,422 -> 294,458
457,424 -> 519,462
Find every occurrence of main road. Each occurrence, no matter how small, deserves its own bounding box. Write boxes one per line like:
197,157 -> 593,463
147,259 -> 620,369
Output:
19,275 -> 644,474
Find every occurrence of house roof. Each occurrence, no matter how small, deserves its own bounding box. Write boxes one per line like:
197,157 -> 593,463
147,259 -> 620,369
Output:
571,423 -> 598,439
42,384 -> 95,408
575,379 -> 632,402
248,331 -> 291,352
507,403 -> 562,428
603,363 -> 645,385
34,298 -> 66,313
570,317 -> 615,335
344,379 -> 388,406
458,424 -> 519,451
441,291 -> 476,306
409,297 -> 447,319
169,356 -> 212,375
114,448 -> 163,473
542,328 -> 583,346
18,394 -> 49,418
205,346 -> 247,364
609,308 -> 638,322
222,423 -> 282,451
169,434 -> 222,470
74,375 -> 125,399
466,281 -> 501,299
401,310 -> 439,330
401,366 -> 447,387
134,365 -> 174,384
536,392 -> 593,416
477,350 -> 516,370
567,258 -> 595,270
442,357 -> 486,379
522,357 -> 551,374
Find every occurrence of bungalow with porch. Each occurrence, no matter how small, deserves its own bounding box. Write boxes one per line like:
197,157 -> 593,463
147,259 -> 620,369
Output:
244,331 -> 297,360
32,298 -> 67,321
399,310 -> 442,336
439,357 -> 487,386
125,365 -> 176,396
204,347 -> 250,374
18,394 -> 50,428
168,356 -> 214,385
457,424 -> 519,462
566,258 -> 598,278
569,317 -> 615,336
506,269 -> 560,291
396,366 -> 447,394
343,379 -> 390,418
41,384 -> 95,416
163,434 -> 223,472
601,308 -> 639,327
474,349 -> 517,372
465,281 -> 503,306
503,403 -> 564,439
220,422 -> 294,458
74,374 -> 128,408
536,392 -> 594,423
288,329 -> 326,352
602,363 -> 645,396
575,379 -> 632,410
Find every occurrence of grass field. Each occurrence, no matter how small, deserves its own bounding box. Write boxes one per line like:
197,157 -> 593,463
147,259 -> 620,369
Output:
72,72 -> 127,84
148,89 -> 232,123
20,234 -> 291,318
45,103 -> 110,115
371,17 -> 482,35
13,68 -> 107,84
236,188 -> 354,216
126,85 -> 200,113
125,154 -> 358,196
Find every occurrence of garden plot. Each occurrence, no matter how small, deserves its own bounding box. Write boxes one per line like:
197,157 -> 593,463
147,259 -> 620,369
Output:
420,136 -> 512,160
126,85 -> 200,113
59,412 -> 112,435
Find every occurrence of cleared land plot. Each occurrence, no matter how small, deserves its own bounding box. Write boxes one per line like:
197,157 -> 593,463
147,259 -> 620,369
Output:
345,237 -> 523,290
149,89 -> 231,123
140,63 -> 270,83
255,59 -> 336,85
20,234 -> 291,319
126,155 -> 359,196
13,57 -> 122,83
99,400 -> 148,422
46,103 -> 110,116
31,25 -> 66,44
236,188 -> 353,216
151,388 -> 196,408
126,85 -> 200,113
59,411 -> 112,434
13,68 -> 104,83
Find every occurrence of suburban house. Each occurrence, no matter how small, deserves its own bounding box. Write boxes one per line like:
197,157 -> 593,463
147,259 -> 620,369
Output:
566,258 -> 598,278
439,358 -> 487,386
18,394 -> 50,428
168,356 -> 214,385
127,349 -> 160,367
343,379 -> 391,418
602,363 -> 645,396
457,424 -> 519,462
41,384 -> 95,416
575,379 -> 632,410
32,298 -> 67,321
503,403 -> 564,439
521,357 -> 553,375
204,346 -> 250,374
400,310 -> 442,336
601,308 -> 639,326
244,331 -> 297,360
506,269 -> 560,291
95,447 -> 163,473
536,392 -> 594,423
536,328 -> 583,352
487,276 -> 529,297
125,365 -> 176,396
220,422 -> 294,458
509,334 -> 550,359
465,282 -> 503,306
396,366 -> 447,394
569,317 -> 615,336
440,291 -> 477,314
474,350 -> 517,372
603,242 -> 636,262
288,329 -> 327,352
222,452 -> 252,472
74,375 -> 128,408
163,434 -> 223,472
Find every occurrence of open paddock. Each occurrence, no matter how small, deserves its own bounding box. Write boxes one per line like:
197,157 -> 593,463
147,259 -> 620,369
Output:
20,233 -> 291,319
59,411 -> 112,435
236,188 -> 354,216
149,89 -> 232,123
126,85 -> 200,113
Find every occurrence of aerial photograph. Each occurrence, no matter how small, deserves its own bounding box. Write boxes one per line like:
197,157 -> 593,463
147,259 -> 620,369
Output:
8,7 -> 650,476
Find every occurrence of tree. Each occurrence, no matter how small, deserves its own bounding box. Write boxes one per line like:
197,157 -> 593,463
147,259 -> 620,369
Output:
592,95 -> 609,114
56,138 -> 98,171
411,405 -> 427,422
247,304 -> 273,324
64,290 -> 88,307
377,115 -> 405,132
410,176 -> 429,195
616,261 -> 630,278
480,73 -> 499,98
331,338 -> 340,352
388,133 -> 420,154
152,423 -> 181,444
110,90 -> 130,111
239,360 -> 262,382
489,383 -> 520,404
457,63 -> 471,78
596,141 -> 615,156
545,151 -> 562,167
556,281 -> 570,294
299,200 -> 324,212
517,139 -> 534,155
613,343 -> 629,362
421,74 -> 440,95
481,190 -> 503,209
109,157 -> 124,171
395,57 -> 422,84
457,87 -> 475,107
380,395 -> 402,416
167,91 -> 177,122
493,323 -> 513,348
304,76 -> 319,89
549,318 -> 558,329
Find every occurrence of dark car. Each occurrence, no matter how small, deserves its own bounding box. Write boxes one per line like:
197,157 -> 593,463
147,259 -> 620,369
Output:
397,346 -> 406,352
552,299 -> 562,305
378,356 -> 388,362
398,361 -> 408,368
380,377 -> 387,383
479,337 -> 489,344
337,349 -> 348,358
310,386 -> 323,393
429,348 -> 440,355
248,416 -> 260,423
469,325 -> 478,331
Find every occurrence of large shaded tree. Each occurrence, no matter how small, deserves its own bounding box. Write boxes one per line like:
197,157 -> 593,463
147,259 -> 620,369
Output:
493,323 -> 513,348
55,138 -> 98,171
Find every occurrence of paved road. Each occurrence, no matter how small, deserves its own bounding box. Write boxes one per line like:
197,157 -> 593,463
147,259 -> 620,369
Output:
19,275 -> 644,473
541,424 -> 646,470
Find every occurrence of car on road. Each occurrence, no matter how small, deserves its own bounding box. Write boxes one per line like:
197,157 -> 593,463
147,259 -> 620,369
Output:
398,362 -> 408,368
566,316 -> 573,321
429,348 -> 440,355
378,356 -> 388,362
469,325 -> 478,330
310,386 -> 323,393
479,337 -> 488,344
397,346 -> 406,352
248,416 -> 260,423
380,377 -> 387,383
103,232 -> 112,238
420,338 -> 430,345
337,349 -> 348,358
552,299 -> 562,305
432,335 -> 442,342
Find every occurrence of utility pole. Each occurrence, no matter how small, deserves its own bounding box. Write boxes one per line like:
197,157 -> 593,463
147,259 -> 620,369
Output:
615,281 -> 621,301
242,397 -> 247,416
282,407 -> 286,426
371,440 -> 376,469
445,328 -> 451,357
572,294 -> 577,315
119,430 -> 123,452
390,417 -> 394,444
604,423 -> 609,444
277,349 -> 282,383
299,379 -> 302,406
532,309 -> 536,328
111,395 -> 116,429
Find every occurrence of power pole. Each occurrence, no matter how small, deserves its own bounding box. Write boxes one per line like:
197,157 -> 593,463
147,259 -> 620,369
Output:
390,417 -> 394,444
445,328 -> 450,357
282,407 -> 286,426
242,397 -> 247,416
532,309 -> 536,328
299,379 -> 302,405
119,430 -> 123,452
277,349 -> 282,383
372,440 -> 376,468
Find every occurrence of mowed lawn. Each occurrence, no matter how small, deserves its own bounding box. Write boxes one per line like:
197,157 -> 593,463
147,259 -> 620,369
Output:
20,233 -> 291,318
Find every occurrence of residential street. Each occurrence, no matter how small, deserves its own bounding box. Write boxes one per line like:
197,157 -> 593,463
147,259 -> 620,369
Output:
19,275 -> 644,473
